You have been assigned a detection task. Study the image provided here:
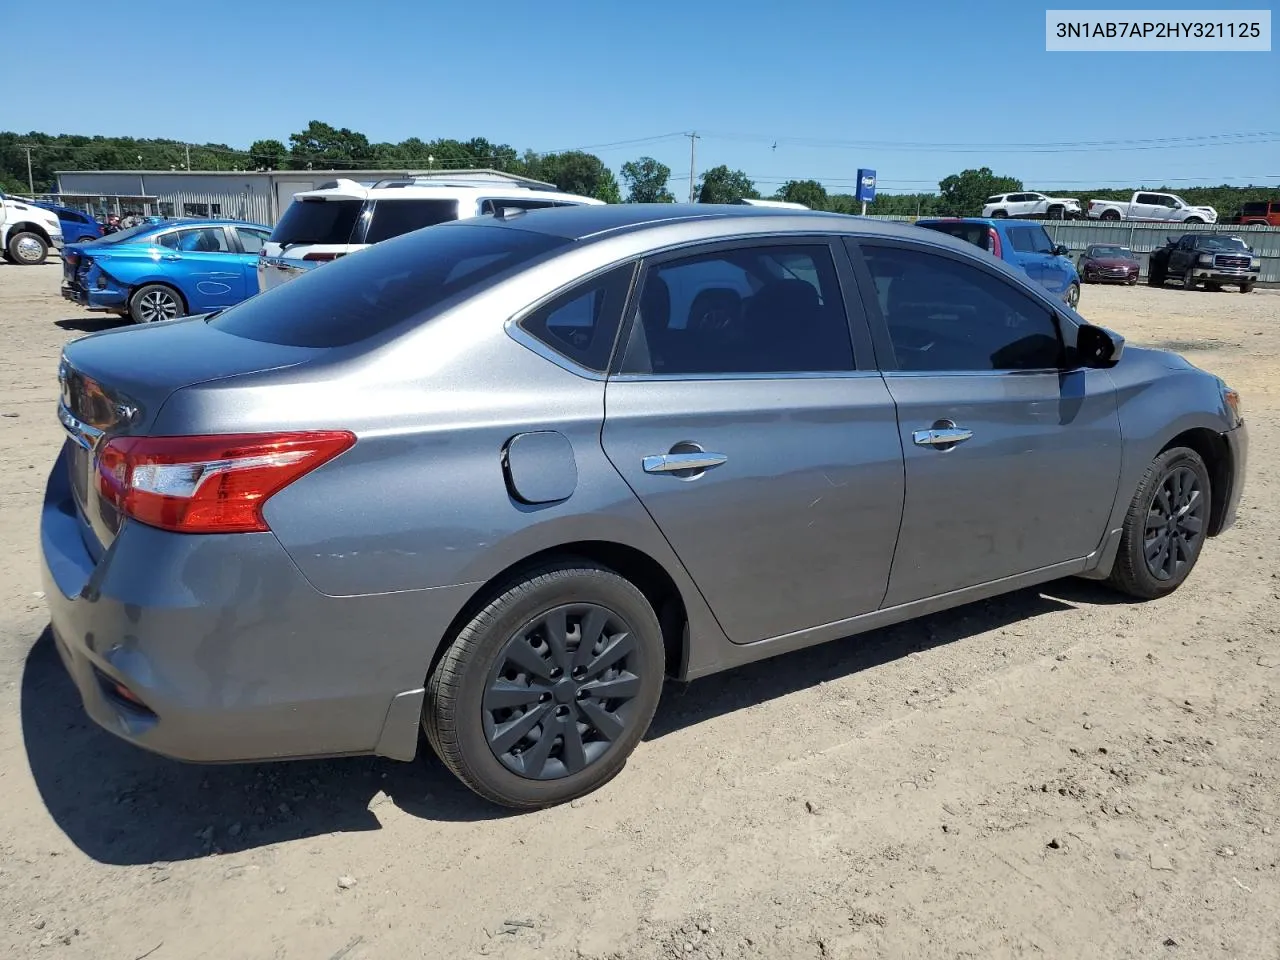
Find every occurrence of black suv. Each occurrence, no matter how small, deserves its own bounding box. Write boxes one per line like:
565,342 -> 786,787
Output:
1148,234 -> 1259,293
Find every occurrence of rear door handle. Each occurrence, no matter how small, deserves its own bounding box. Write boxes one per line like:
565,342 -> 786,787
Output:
161,254 -> 181,261
642,451 -> 728,474
912,425 -> 973,448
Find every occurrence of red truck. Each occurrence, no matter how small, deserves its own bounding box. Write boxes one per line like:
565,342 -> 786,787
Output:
1233,200 -> 1280,226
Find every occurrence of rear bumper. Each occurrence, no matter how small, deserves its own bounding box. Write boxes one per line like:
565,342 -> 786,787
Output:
61,281 -> 127,311
41,443 -> 472,764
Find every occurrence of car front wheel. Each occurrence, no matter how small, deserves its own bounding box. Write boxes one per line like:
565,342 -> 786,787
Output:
1106,446 -> 1211,600
6,231 -> 48,265
424,561 -> 666,809
1065,282 -> 1080,309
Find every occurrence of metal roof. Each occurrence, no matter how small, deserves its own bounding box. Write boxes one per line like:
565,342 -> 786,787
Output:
54,167 -> 557,189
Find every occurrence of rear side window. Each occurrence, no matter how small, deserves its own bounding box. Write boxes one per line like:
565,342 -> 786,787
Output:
517,264 -> 635,372
209,224 -> 570,348
364,199 -> 459,244
916,221 -> 992,250
986,196 -> 1004,205
271,198 -> 363,246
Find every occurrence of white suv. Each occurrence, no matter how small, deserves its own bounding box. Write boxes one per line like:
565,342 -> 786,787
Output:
258,178 -> 603,293
981,192 -> 1082,220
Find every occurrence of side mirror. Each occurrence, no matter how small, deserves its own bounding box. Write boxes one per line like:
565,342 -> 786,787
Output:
1076,323 -> 1124,368
1053,244 -> 1070,257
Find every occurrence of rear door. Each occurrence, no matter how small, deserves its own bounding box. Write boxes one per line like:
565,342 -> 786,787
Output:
601,237 -> 905,644
1004,226 -> 1049,285
848,238 -> 1122,605
159,226 -> 245,311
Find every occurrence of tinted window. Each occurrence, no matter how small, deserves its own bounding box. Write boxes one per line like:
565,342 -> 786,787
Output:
209,224 -> 570,348
1136,193 -> 1160,205
618,244 -> 854,375
175,228 -> 230,252
518,265 -> 634,372
235,227 -> 268,254
916,221 -> 995,252
272,198 -> 363,246
364,199 -> 459,244
1025,226 -> 1054,253
95,223 -> 157,245
1241,202 -> 1265,215
862,245 -> 1063,373
986,196 -> 1004,205
156,232 -> 180,249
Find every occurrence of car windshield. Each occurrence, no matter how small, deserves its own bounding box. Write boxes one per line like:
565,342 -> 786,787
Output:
209,223 -> 571,348
93,223 -> 157,245
271,198 -> 363,246
1088,245 -> 1134,258
1198,237 -> 1251,252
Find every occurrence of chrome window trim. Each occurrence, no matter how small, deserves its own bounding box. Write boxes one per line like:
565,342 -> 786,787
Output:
607,369 -> 884,384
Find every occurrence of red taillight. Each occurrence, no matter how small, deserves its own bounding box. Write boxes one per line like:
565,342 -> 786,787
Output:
95,431 -> 355,534
67,252 -> 80,267
986,227 -> 1003,258
302,251 -> 343,262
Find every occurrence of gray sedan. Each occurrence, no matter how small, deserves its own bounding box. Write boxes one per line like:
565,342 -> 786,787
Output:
42,204 -> 1247,808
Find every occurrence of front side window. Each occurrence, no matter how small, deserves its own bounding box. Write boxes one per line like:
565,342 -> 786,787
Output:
618,243 -> 854,376
364,199 -> 459,244
235,227 -> 268,254
861,244 -> 1063,373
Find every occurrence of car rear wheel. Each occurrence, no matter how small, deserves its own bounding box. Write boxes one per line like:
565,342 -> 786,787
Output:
128,284 -> 184,324
1100,210 -> 1121,221
1184,217 -> 1204,224
991,210 -> 1008,218
6,231 -> 48,265
1106,447 -> 1211,600
424,561 -> 665,809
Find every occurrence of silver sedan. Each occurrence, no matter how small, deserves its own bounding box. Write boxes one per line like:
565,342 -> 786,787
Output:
43,204 -> 1247,808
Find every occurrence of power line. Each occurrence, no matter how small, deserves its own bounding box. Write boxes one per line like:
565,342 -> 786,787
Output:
698,130 -> 1280,154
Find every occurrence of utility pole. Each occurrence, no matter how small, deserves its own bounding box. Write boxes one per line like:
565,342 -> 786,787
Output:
686,131 -> 699,203
185,143 -> 191,171
24,145 -> 34,195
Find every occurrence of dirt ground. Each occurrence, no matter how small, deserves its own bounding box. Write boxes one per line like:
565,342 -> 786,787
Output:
0,262 -> 1277,960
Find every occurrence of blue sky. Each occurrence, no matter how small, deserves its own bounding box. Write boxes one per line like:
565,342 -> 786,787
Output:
8,0 -> 1277,193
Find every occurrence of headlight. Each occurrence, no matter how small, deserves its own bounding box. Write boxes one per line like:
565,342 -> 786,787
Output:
1250,258 -> 1261,270
1219,380 -> 1243,427
1197,254 -> 1213,266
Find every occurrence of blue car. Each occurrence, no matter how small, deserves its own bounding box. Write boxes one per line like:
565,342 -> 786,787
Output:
915,217 -> 1081,309
61,219 -> 272,324
34,202 -> 104,244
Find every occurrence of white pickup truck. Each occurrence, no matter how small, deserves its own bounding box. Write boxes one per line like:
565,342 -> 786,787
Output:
0,191 -> 63,265
1086,191 -> 1217,224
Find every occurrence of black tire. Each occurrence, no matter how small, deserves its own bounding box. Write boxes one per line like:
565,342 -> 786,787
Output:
424,561 -> 665,809
6,230 -> 48,265
1106,447 -> 1211,600
1184,217 -> 1204,224
991,209 -> 1008,219
1048,205 -> 1064,220
1205,282 -> 1222,292
1100,210 -> 1121,221
1147,261 -> 1166,286
1065,282 -> 1080,309
1240,283 -> 1254,294
1183,266 -> 1198,291
128,283 -> 185,324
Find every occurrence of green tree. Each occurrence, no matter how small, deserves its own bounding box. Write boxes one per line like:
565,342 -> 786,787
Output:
621,156 -> 675,203
287,121 -> 373,169
697,165 -> 759,204
937,167 -> 1022,216
248,139 -> 287,170
533,151 -> 621,202
776,179 -> 829,209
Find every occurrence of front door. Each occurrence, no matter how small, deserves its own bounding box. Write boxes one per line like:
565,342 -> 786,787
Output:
601,238 -> 905,644
851,239 -> 1122,606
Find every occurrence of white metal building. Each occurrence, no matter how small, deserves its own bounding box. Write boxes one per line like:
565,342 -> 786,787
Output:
52,168 -> 557,225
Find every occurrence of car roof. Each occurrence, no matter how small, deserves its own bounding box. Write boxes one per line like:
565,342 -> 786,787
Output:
294,179 -> 602,205
145,218 -> 268,230
916,217 -> 1000,226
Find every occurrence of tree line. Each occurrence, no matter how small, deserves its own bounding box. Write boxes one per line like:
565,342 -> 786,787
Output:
2,123 -> 1274,218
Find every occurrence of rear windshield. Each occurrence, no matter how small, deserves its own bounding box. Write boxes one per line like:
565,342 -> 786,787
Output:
364,198 -> 459,244
95,223 -> 157,245
271,197 -> 363,246
917,221 -> 992,249
208,224 -> 571,348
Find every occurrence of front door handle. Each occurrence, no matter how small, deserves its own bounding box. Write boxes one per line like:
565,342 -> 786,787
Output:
642,451 -> 728,474
912,424 -> 973,448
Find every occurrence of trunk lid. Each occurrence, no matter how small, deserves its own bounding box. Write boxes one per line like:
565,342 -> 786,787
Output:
58,317 -> 324,556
